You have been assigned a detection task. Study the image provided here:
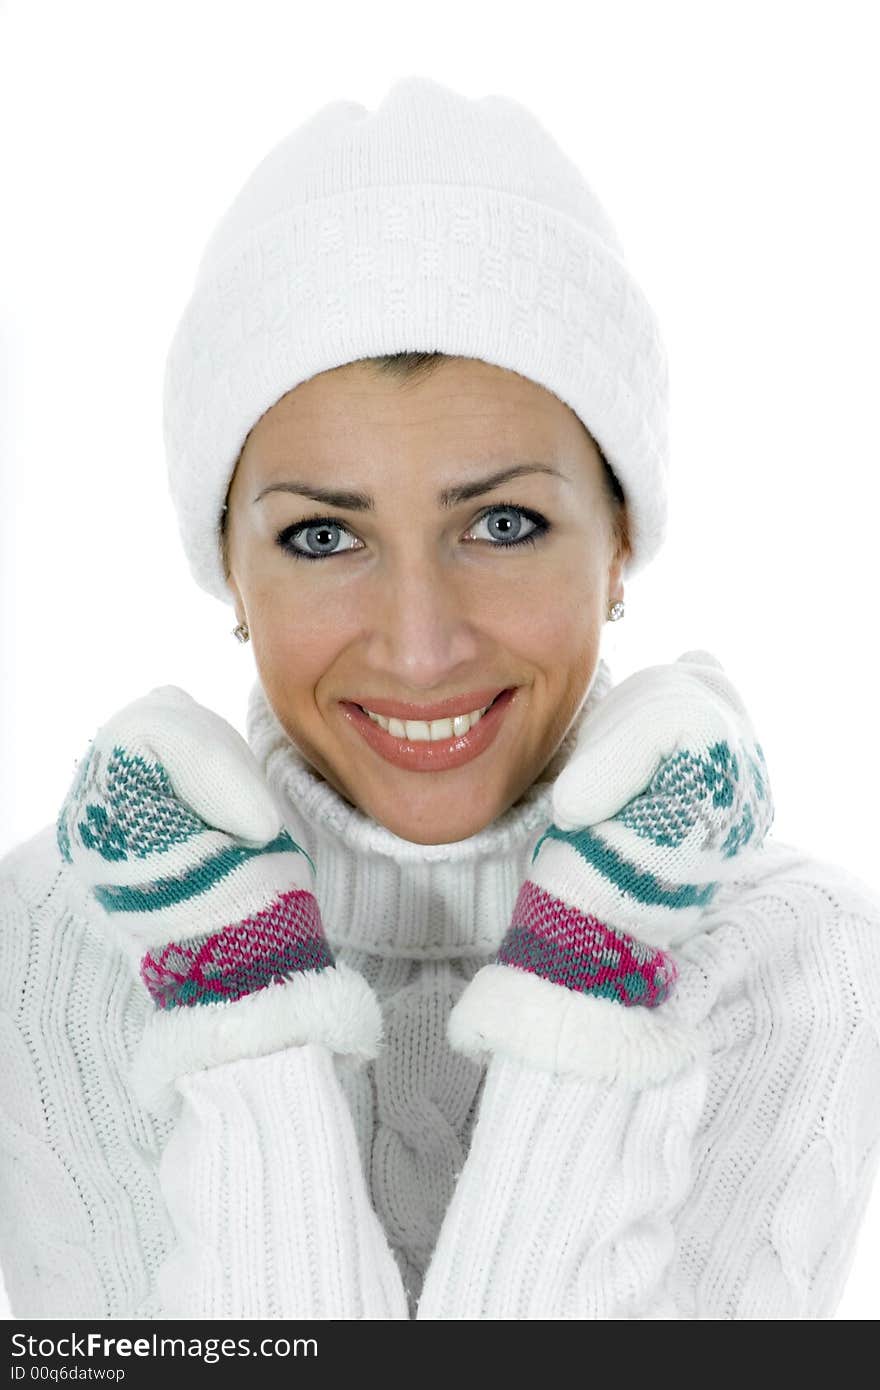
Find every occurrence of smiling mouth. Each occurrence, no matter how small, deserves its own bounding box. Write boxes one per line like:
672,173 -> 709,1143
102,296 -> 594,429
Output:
355,688 -> 509,738
338,687 -> 519,772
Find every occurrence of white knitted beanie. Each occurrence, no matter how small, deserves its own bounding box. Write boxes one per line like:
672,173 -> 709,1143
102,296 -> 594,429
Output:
163,75 -> 670,606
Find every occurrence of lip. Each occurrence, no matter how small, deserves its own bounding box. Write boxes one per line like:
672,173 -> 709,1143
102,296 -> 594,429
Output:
339,687 -> 518,773
345,687 -> 506,721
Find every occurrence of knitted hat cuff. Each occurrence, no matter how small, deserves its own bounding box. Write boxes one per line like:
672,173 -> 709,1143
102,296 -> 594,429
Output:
164,182 -> 669,606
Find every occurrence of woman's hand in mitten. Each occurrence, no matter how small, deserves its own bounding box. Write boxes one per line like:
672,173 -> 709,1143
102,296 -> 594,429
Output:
56,685 -> 381,1111
448,651 -> 775,1086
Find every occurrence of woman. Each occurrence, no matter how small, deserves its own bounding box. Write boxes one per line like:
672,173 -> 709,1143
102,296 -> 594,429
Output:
2,76 -> 879,1321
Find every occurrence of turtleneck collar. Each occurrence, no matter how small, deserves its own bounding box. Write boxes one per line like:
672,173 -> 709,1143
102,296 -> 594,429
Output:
245,660 -> 614,958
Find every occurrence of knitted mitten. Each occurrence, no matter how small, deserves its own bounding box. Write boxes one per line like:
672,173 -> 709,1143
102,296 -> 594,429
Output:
56,684 -> 381,1113
448,651 -> 775,1087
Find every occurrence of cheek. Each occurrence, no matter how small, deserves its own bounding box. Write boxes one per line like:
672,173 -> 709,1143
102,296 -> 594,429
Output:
500,564 -> 603,667
248,585 -> 359,692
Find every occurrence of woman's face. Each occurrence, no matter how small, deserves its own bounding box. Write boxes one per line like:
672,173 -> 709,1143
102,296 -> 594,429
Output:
225,356 -> 626,845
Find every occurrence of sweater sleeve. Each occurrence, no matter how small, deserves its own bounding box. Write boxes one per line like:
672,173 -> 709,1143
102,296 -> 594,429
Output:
417,854 -> 880,1320
416,1048 -> 705,1319
149,1043 -> 410,1320
0,830 -> 410,1320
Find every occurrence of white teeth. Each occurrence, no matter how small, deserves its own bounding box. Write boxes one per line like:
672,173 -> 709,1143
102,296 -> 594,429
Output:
364,702 -> 492,740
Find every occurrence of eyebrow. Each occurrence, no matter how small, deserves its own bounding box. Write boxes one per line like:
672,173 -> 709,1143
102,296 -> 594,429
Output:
253,462 -> 569,510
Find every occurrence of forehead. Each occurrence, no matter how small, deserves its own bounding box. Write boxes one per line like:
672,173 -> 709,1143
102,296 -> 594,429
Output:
243,356 -> 589,463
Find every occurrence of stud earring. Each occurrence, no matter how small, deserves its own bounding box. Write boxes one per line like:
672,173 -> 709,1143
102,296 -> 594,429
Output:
232,622 -> 250,643
607,600 -> 625,622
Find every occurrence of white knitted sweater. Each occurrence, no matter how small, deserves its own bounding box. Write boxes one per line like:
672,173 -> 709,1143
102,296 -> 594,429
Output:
2,658 -> 880,1319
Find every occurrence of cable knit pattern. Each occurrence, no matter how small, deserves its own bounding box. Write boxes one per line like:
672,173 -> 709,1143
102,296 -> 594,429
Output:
418,861 -> 880,1317
666,877 -> 880,1316
331,951 -> 487,1303
1,656 -> 879,1318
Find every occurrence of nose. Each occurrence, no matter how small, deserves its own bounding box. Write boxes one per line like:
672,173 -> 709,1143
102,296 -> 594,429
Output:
363,554 -> 484,692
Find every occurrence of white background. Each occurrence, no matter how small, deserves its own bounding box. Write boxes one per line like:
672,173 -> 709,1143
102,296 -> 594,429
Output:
2,0 -> 878,1319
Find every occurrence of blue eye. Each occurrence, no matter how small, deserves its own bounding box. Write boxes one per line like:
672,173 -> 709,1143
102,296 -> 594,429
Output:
470,505 -> 543,547
277,519 -> 360,560
275,503 -> 551,561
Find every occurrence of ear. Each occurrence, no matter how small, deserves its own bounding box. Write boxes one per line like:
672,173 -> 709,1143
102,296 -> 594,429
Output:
220,499 -> 237,597
224,569 -> 245,621
607,532 -> 629,606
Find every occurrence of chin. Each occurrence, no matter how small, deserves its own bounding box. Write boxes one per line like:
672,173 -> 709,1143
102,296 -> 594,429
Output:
375,811 -> 497,846
358,777 -> 525,846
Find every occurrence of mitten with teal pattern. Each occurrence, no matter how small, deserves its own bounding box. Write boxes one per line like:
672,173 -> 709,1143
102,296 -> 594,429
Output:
57,685 -> 381,1113
448,651 -> 775,1087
